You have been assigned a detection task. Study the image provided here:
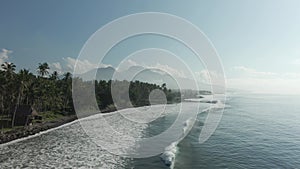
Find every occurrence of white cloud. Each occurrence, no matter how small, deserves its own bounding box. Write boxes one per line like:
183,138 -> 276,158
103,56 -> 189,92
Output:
117,59 -> 187,78
116,59 -> 138,72
229,66 -> 300,94
194,70 -> 225,85
195,70 -> 211,84
63,57 -> 111,74
233,66 -> 277,77
48,57 -> 111,74
116,59 -> 226,91
151,63 -> 186,78
49,62 -> 63,74
227,77 -> 300,95
0,48 -> 12,65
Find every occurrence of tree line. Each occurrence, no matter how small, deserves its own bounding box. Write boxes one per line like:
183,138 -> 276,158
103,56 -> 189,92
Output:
0,62 -> 180,128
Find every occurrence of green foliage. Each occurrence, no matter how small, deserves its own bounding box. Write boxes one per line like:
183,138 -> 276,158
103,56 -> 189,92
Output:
39,111 -> 63,122
37,62 -> 50,77
0,63 -> 74,128
0,62 -> 180,128
95,80 -> 180,109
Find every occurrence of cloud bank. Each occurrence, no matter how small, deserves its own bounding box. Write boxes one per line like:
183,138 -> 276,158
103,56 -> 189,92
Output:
0,48 -> 12,65
228,66 -> 300,94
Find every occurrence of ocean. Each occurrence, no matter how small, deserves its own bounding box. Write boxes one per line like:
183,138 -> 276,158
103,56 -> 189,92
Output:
1,93 -> 300,168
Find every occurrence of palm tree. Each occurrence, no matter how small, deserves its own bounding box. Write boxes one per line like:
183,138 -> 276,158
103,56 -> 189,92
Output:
50,71 -> 59,80
37,62 -> 50,77
161,83 -> 167,93
1,62 -> 16,80
0,70 -> 5,130
8,68 -> 33,128
18,69 -> 33,105
1,62 -> 18,127
63,72 -> 72,81
62,72 -> 72,112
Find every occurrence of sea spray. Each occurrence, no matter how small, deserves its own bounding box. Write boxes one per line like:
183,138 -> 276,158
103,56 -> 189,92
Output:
160,100 -> 227,168
160,142 -> 178,168
160,118 -> 194,168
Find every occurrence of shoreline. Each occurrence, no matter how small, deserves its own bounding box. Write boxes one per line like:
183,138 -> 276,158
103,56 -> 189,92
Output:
0,103 -> 179,145
0,107 -> 119,145
0,115 -> 78,144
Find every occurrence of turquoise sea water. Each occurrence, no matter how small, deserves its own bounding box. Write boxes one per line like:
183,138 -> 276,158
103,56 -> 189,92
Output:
130,94 -> 300,168
1,94 -> 300,168
178,94 -> 300,168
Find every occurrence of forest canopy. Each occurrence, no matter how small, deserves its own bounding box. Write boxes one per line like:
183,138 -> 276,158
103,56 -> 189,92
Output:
0,62 -> 180,128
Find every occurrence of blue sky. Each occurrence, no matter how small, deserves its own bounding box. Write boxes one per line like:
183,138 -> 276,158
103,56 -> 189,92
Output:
1,0 -> 300,94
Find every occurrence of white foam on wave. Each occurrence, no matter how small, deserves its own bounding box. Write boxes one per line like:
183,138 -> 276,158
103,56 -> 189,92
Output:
182,118 -> 194,134
1,102 -> 227,168
0,105 -> 140,147
0,104 -> 177,148
160,141 -> 178,168
160,98 -> 230,168
210,100 -> 226,109
160,118 -> 194,168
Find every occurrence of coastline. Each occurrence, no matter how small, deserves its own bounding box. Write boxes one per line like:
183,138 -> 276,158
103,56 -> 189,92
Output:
0,103 -> 178,145
0,115 -> 78,144
0,107 -> 119,144
0,102 -> 183,145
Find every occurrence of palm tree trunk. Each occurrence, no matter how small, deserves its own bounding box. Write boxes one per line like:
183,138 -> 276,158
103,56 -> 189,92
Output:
11,88 -> 21,128
1,95 -> 4,131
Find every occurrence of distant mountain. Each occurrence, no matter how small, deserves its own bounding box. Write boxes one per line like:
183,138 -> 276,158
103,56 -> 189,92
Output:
95,66 -> 116,81
121,66 -> 166,83
118,66 -> 185,88
80,66 -> 116,81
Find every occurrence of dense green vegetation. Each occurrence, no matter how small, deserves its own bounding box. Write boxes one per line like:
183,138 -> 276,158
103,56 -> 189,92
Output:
0,62 -> 73,129
0,62 -> 180,129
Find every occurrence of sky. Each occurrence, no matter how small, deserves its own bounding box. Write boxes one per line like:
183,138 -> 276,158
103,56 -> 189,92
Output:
0,0 -> 300,94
